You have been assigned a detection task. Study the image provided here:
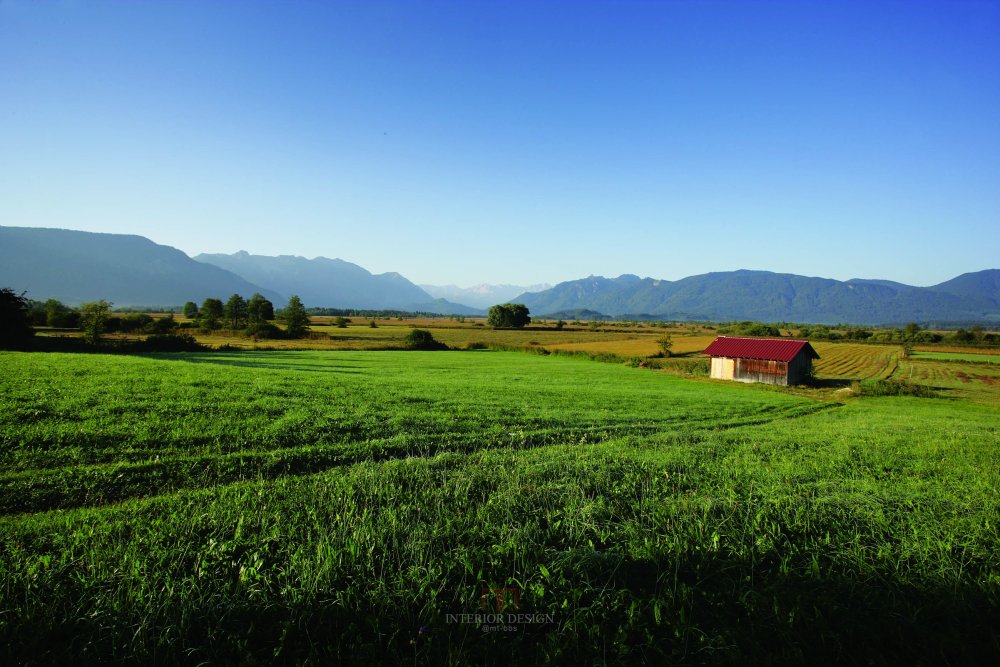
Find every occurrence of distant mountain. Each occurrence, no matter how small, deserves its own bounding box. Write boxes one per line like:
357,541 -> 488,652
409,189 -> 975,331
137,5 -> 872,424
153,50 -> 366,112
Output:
928,270 -> 1000,308
517,269 -> 1000,325
406,298 -> 483,317
536,309 -> 614,321
195,251 -> 473,312
419,282 -> 551,310
0,226 -> 282,307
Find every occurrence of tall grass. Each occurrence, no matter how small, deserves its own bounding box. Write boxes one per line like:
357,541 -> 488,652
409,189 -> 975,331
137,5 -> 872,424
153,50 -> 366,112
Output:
0,350 -> 997,664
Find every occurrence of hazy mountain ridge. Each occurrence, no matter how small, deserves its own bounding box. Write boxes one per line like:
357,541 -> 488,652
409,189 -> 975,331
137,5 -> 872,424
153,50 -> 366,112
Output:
0,226 -> 282,306
194,251 -> 428,310
194,251 -> 478,313
419,282 -> 552,309
3,226 -> 996,323
517,269 -> 1000,324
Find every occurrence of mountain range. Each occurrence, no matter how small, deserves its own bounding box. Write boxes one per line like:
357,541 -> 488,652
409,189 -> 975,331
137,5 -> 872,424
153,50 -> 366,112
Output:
418,282 -> 552,310
193,251 -> 477,314
0,226 -> 283,307
1,226 -> 997,324
513,270 -> 1000,325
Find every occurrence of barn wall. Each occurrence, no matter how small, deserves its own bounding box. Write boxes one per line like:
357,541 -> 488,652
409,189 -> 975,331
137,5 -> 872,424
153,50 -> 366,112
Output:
733,358 -> 788,385
711,357 -> 735,380
787,353 -> 813,385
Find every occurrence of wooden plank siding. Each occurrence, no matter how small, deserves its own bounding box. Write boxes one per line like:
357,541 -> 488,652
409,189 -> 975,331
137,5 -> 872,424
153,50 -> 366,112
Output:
786,352 -> 813,385
711,357 -> 735,380
734,358 -> 788,385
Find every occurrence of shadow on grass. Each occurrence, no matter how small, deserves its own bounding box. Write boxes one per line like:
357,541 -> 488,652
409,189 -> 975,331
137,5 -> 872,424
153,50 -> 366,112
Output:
4,551 -> 997,665
166,354 -> 367,375
808,377 -> 854,389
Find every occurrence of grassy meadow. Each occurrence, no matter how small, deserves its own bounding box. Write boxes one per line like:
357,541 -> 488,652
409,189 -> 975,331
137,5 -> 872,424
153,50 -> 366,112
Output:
1,338 -> 998,663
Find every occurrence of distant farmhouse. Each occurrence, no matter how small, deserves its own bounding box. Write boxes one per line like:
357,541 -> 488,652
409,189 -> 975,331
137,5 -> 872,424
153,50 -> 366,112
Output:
704,337 -> 819,386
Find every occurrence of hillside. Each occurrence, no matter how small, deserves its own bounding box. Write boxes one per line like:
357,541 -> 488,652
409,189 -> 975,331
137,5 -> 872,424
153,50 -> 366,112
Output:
516,269 -> 1000,324
928,270 -> 1000,308
0,226 -> 282,307
194,251 -> 477,313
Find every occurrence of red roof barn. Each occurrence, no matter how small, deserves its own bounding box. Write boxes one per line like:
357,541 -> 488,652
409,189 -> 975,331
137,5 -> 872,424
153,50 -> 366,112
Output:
703,336 -> 819,386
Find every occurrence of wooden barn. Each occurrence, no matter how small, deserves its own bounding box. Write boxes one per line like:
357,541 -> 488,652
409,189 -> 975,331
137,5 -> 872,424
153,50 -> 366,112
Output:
703,336 -> 819,386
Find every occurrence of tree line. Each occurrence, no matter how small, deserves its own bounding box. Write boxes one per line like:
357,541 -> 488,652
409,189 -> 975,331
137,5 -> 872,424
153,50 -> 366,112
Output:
172,293 -> 311,339
0,287 -> 314,349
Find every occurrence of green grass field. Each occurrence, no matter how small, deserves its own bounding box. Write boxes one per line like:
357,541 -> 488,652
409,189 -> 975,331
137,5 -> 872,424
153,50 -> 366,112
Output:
1,349 -> 998,664
913,350 -> 1000,364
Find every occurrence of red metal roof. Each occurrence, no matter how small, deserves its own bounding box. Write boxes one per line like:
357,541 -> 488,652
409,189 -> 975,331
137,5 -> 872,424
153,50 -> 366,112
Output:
703,336 -> 819,362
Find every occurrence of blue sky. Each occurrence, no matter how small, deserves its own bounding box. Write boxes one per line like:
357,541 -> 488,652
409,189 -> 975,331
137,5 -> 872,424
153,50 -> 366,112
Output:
1,0 -> 998,287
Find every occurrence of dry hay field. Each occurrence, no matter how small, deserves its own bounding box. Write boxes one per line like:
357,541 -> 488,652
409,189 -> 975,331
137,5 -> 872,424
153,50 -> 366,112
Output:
811,343 -> 899,380
542,332 -> 717,358
184,320 -> 708,355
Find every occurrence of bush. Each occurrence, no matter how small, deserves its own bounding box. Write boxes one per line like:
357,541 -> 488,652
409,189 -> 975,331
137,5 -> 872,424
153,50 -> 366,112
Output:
656,334 -> 673,357
245,323 -> 285,340
134,334 -> 206,352
0,288 -> 34,349
720,321 -> 781,337
487,303 -> 530,329
147,316 -> 177,335
404,329 -> 447,350
465,341 -> 488,350
852,379 -> 937,398
120,313 -> 154,333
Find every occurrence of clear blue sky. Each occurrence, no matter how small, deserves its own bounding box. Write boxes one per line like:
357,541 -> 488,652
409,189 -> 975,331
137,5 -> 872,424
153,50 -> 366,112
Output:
2,0 -> 998,287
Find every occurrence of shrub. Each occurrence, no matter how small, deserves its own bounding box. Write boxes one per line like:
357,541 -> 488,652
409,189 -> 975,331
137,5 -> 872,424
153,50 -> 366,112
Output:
404,329 -> 447,350
120,313 -> 154,333
245,323 -> 285,339
465,341 -> 488,350
656,334 -> 673,357
147,316 -> 178,335
487,303 -> 530,329
135,333 -> 206,352
852,379 -> 937,398
0,288 -> 34,349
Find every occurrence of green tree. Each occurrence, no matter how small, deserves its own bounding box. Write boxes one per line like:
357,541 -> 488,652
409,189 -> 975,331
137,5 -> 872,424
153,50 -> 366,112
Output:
0,288 -> 35,349
44,299 -> 66,327
246,293 -> 274,326
487,303 -> 531,329
148,314 -> 177,334
80,300 -> 111,345
404,329 -> 446,350
182,301 -> 199,319
200,298 -> 224,330
657,334 -> 673,357
280,295 -> 310,338
224,294 -> 248,330
41,298 -> 80,328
